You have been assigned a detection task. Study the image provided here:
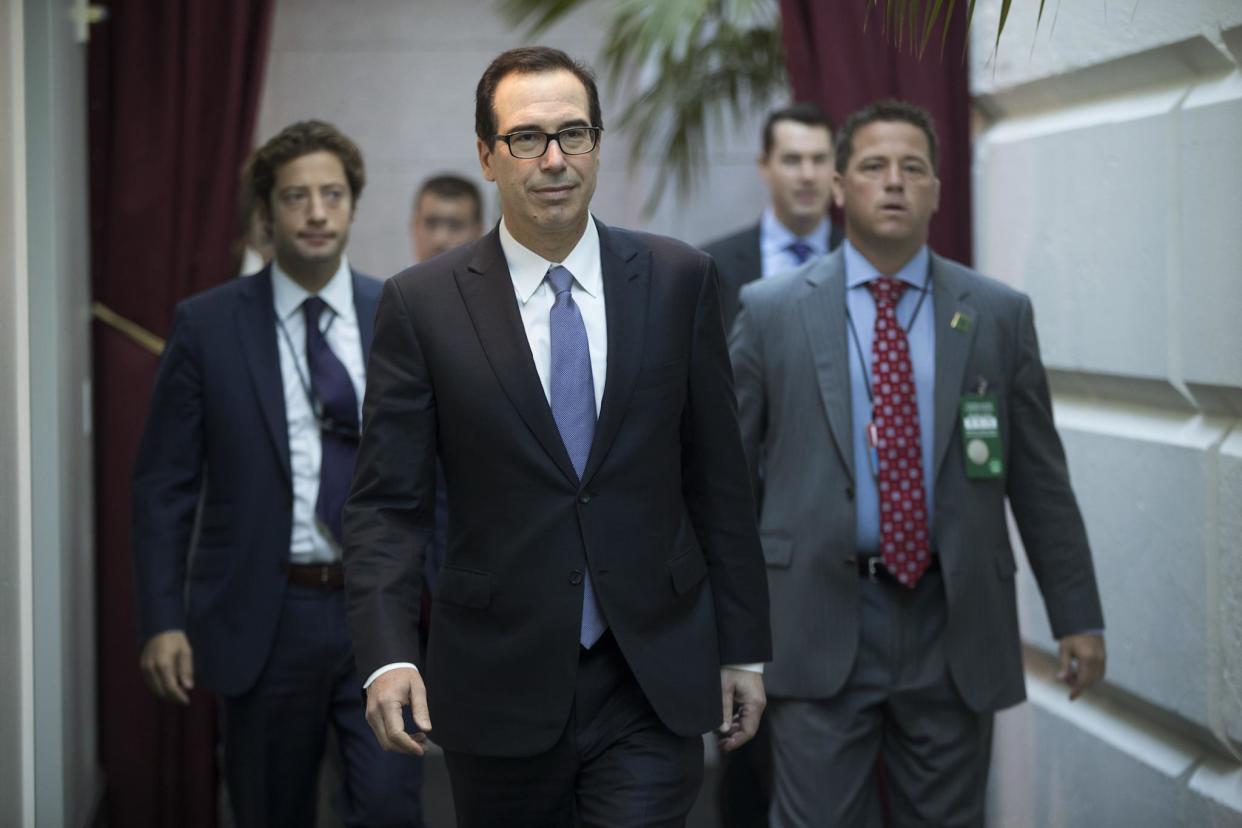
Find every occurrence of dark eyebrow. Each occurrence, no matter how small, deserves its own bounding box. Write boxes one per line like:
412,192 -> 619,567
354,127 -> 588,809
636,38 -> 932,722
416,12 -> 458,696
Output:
501,118 -> 592,134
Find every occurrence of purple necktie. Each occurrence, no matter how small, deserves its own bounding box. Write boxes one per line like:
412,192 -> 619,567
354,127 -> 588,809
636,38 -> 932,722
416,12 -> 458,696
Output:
304,296 -> 358,545
547,265 -> 606,648
787,240 -> 814,265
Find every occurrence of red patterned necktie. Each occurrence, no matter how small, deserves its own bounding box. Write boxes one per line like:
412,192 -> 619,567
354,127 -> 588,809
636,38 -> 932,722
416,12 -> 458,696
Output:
868,277 -> 931,588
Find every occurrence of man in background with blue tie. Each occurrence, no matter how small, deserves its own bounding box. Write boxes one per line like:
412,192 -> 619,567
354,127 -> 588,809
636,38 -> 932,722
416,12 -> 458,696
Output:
702,102 -> 843,335
344,47 -> 771,827
132,120 -> 424,827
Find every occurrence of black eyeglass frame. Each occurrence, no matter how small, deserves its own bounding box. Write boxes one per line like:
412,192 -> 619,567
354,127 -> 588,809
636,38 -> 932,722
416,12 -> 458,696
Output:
493,127 -> 603,159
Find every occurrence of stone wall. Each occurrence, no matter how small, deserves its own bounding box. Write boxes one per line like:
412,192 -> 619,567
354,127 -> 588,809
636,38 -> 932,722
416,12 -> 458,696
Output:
971,0 -> 1242,822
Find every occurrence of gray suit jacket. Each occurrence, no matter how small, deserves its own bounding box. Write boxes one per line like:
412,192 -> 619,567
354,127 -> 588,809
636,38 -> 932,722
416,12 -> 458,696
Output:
729,248 -> 1103,712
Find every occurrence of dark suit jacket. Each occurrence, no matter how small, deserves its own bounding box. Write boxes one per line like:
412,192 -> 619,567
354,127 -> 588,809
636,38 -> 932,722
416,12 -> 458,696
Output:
701,219 -> 843,333
729,248 -> 1103,712
132,266 -> 381,697
343,220 -> 771,757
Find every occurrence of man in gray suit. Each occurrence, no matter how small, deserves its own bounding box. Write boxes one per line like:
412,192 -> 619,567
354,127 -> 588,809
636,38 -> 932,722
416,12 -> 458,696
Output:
729,99 -> 1106,827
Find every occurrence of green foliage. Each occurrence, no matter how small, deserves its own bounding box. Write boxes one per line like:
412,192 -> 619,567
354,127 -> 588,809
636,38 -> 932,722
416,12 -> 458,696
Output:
500,0 -> 1021,212
501,0 -> 785,213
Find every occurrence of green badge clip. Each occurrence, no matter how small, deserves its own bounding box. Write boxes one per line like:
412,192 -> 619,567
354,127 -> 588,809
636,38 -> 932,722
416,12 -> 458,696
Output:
960,393 -> 1003,479
950,311 -> 972,333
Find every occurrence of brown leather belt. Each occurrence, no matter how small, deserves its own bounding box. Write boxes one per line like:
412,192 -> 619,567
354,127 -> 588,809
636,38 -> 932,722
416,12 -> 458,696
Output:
286,562 -> 344,590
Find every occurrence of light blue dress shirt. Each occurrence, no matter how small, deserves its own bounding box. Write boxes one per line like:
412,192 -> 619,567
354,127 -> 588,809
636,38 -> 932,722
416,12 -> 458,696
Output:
759,208 -> 832,279
844,241 -> 937,554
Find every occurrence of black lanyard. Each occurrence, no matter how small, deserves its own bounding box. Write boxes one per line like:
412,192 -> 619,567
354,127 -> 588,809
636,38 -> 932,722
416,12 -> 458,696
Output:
844,274 -> 932,406
275,308 -> 358,440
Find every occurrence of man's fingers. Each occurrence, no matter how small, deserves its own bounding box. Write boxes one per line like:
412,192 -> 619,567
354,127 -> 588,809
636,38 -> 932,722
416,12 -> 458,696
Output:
176,645 -> 195,692
409,677 -> 433,733
1056,641 -> 1074,683
157,657 -> 190,705
720,677 -> 735,732
1070,651 -> 1106,699
381,702 -> 424,756
1058,635 -> 1106,700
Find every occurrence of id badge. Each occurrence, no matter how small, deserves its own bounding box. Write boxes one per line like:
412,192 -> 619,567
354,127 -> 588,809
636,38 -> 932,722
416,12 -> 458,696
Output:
959,394 -> 1003,479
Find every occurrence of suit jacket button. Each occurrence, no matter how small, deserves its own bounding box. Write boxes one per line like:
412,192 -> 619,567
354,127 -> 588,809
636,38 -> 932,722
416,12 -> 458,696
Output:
845,486 -> 855,501
569,570 -> 584,585
578,493 -> 591,504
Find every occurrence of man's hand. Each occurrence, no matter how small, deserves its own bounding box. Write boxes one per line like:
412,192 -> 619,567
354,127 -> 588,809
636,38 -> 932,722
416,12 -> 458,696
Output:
717,667 -> 766,752
365,667 -> 432,755
1057,633 -> 1106,700
139,630 -> 195,705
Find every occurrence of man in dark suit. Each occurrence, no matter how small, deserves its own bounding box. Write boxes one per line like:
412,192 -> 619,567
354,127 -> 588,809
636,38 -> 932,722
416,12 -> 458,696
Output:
702,102 -> 843,334
132,120 -> 423,827
729,100 -> 1106,827
344,47 -> 772,827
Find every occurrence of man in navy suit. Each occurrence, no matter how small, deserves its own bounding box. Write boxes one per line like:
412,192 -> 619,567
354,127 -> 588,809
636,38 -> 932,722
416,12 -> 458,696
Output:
702,102 -> 843,336
132,120 -> 423,827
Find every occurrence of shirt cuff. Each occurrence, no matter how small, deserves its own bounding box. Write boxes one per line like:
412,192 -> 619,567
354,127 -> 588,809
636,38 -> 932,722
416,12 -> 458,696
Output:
725,662 -> 764,674
363,662 -> 419,689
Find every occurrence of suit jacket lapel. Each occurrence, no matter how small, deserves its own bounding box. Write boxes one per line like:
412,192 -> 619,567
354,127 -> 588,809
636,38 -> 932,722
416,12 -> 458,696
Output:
581,221 -> 648,487
455,229 -> 579,486
931,254 -> 979,482
236,267 -> 292,484
739,224 -> 762,285
799,252 -> 855,483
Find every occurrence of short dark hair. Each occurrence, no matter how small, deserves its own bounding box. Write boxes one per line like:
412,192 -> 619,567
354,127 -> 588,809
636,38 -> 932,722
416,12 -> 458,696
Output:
834,99 -> 939,173
475,47 -> 603,145
761,102 -> 834,158
413,174 -> 483,223
245,120 -> 366,214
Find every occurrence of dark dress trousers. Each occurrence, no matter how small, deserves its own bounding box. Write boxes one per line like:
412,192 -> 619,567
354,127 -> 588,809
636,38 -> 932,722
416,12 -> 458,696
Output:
700,218 -> 839,827
343,221 -> 772,762
132,267 -> 422,827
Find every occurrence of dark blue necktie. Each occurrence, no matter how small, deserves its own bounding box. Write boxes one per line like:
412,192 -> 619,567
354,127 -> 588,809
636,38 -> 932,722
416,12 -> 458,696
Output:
303,296 -> 358,546
547,265 -> 606,647
787,240 -> 814,265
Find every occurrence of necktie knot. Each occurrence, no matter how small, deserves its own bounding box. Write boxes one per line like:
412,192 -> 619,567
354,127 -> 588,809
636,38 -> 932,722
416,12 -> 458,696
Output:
547,265 -> 575,297
787,241 -> 814,265
303,295 -> 328,330
867,277 -> 908,307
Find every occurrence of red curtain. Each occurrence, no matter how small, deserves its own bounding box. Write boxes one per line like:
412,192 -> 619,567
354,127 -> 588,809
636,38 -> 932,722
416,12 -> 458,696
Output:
89,1 -> 274,824
780,0 -> 973,265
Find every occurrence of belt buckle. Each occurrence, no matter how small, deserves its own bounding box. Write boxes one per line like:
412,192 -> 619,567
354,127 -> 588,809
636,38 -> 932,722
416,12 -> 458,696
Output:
867,556 -> 882,583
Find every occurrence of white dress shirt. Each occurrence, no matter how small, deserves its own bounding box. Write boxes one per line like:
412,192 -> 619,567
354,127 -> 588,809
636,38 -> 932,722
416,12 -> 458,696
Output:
271,257 -> 366,564
364,219 -> 759,688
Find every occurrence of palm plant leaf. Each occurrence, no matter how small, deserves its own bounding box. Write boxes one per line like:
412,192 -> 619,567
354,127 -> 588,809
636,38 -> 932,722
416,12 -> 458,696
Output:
501,0 -> 1011,212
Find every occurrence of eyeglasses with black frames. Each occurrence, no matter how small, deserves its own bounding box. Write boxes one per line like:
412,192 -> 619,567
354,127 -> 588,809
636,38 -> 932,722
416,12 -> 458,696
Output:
494,127 -> 602,159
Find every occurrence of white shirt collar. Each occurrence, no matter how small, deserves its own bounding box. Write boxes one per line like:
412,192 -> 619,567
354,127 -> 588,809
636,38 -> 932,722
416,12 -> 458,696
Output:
499,215 -> 602,304
271,255 -> 355,322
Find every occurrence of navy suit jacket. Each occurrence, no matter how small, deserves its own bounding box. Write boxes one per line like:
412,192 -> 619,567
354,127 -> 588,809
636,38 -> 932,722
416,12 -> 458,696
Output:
132,265 -> 381,697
